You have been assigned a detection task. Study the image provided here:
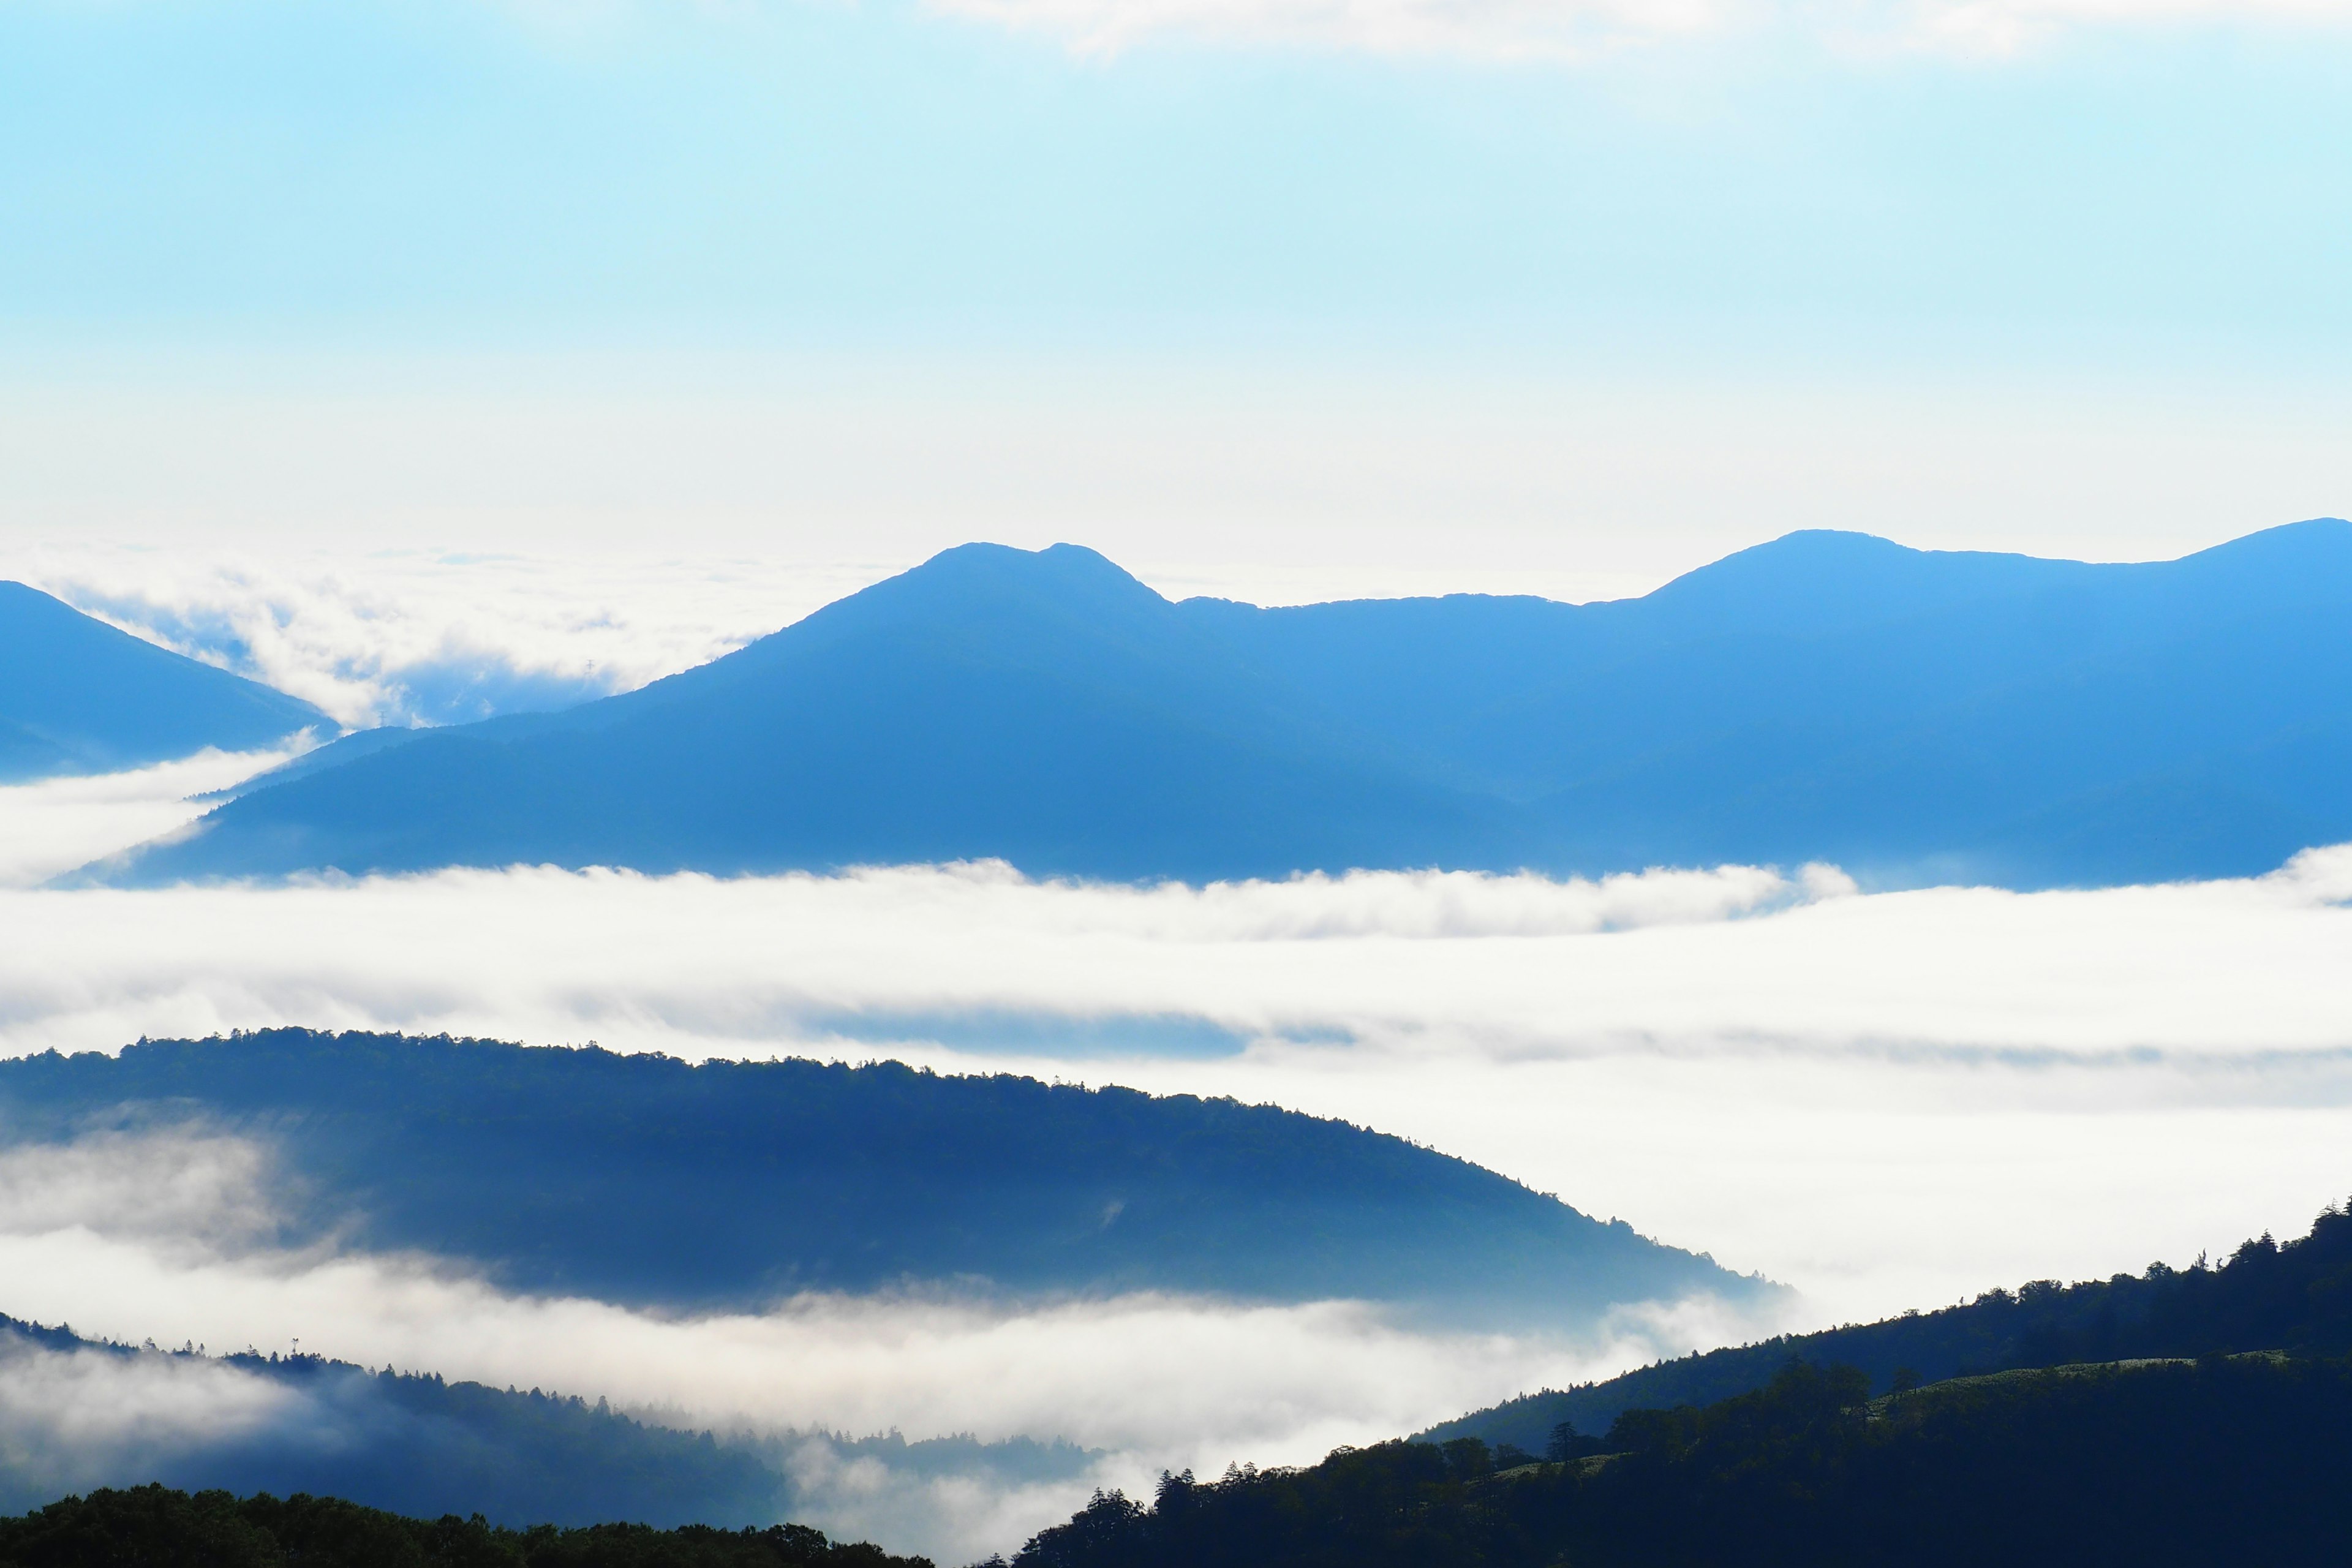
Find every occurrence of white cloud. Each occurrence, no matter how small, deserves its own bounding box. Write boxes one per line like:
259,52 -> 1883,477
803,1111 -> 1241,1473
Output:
10,548 -> 817,732
0,854 -> 2343,1066
0,747 -> 302,890
929,0 -> 1725,59
922,0 -> 2352,58
0,850 -> 2348,1324
0,1337 -> 305,1503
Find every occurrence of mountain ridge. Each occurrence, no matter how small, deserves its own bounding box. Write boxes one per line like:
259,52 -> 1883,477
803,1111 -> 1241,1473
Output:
0,581 -> 333,782
0,1029 -> 1761,1327
88,519 -> 2352,889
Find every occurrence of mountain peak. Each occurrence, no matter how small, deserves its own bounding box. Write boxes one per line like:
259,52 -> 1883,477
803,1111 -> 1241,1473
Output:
0,580 -> 331,783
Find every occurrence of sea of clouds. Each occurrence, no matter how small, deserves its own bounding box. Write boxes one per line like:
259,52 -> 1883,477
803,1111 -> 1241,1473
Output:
4,752 -> 2352,1556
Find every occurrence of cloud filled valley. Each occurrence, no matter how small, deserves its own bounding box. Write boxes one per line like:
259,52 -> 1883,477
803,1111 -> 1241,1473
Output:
4,805 -> 2352,1551
6,534 -> 2352,1562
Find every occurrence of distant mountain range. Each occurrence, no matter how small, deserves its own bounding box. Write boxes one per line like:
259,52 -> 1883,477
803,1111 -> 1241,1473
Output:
0,1030 -> 1757,1327
57,518 -> 2352,888
0,582 -> 328,782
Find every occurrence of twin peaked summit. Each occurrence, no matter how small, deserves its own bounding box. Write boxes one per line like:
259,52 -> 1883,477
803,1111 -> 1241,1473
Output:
58,518 -> 2352,889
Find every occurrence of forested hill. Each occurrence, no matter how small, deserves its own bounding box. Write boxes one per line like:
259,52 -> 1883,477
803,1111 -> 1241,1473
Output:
0,1030 -> 1763,1328
1008,1354 -> 2352,1568
0,1313 -> 1088,1532
102,519 -> 2352,891
0,1485 -> 927,1568
0,581 -> 330,782
1422,1200 -> 2352,1454
0,1315 -> 771,1526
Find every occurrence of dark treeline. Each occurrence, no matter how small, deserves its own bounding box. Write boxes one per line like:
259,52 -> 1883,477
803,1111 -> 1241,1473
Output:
0,1486 -> 929,1568
0,1316 -> 1090,1528
1008,1354 -> 2352,1568
1007,1204 -> 2352,1568
0,1319 -> 785,1526
1431,1199 -> 2352,1452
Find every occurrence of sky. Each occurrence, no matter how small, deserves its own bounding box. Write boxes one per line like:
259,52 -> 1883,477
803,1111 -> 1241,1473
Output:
4,0 -> 2350,636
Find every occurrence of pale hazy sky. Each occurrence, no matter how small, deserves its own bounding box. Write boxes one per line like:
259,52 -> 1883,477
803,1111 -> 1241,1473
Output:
4,0 -> 2348,619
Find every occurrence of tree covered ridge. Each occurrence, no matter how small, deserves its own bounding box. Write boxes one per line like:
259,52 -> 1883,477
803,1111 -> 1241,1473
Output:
1001,1202 -> 2352,1567
0,1315 -> 1091,1529
1007,1355 -> 2352,1568
0,1028 -> 1756,1323
0,1486 -> 930,1568
1428,1197 -> 2352,1452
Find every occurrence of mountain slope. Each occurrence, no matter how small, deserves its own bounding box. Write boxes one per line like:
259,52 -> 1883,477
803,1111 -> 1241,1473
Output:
0,1315 -> 790,1526
0,1490 -> 927,1568
0,1314 -> 1080,1542
113,545 -> 1523,884
0,582 -> 332,782
98,521 -> 2352,888
1423,1198 -> 2352,1453
1011,1354 -> 2352,1568
1009,1205 -> 2352,1568
0,1030 -> 1763,1327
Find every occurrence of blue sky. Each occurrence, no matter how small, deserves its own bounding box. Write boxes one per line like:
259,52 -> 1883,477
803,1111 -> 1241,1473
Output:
2,0 -> 2350,597
7,0 -> 2350,354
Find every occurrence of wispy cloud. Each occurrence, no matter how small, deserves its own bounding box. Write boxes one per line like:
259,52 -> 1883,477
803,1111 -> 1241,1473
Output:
924,0 -> 2352,59
0,747 -> 302,890
10,547 -> 820,731
0,1338 -> 306,1506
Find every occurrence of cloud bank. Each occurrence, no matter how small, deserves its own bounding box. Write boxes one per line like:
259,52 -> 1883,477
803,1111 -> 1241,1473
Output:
0,846 -> 2348,1319
2,854 -> 2345,1065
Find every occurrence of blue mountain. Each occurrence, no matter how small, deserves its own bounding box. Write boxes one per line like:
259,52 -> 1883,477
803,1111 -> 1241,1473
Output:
97,519 -> 2352,888
0,581 -> 332,782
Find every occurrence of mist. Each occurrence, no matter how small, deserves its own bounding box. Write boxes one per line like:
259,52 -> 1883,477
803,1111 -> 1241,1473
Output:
4,765 -> 2352,1552
0,746 -> 301,889
0,848 -> 2345,1321
0,1125 -> 1756,1558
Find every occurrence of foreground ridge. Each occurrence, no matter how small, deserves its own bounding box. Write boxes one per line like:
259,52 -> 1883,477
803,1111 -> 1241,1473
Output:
1001,1203 -> 2352,1568
1428,1197 -> 2352,1451
1003,1352 -> 2352,1568
0,1485 -> 930,1568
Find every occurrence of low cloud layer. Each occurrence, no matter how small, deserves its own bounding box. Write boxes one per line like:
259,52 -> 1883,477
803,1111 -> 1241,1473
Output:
1,853 -> 2345,1065
5,767 -> 2352,1547
0,1337 -> 304,1506
0,747 -> 300,890
0,1128 -> 1751,1557
0,846 -> 2347,1320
